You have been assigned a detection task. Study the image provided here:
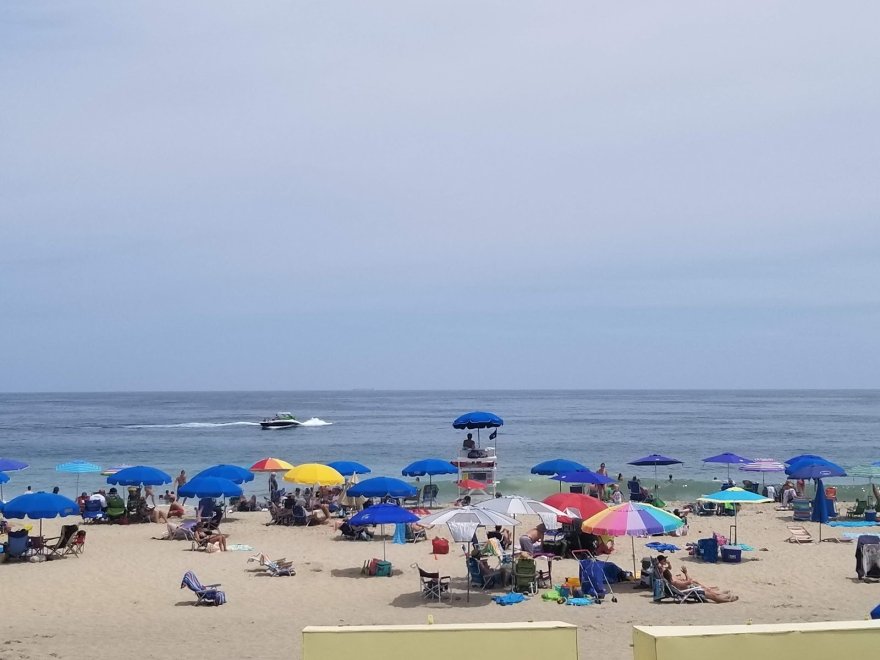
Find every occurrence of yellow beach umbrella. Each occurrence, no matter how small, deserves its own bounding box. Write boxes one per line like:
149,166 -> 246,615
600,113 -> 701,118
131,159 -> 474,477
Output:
283,463 -> 344,486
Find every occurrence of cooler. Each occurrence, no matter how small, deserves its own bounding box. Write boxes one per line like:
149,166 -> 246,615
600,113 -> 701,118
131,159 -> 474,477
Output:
720,545 -> 742,563
697,537 -> 718,563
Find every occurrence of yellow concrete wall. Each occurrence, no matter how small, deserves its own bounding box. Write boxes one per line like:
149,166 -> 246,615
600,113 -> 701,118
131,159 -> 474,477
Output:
303,621 -> 578,660
634,620 -> 880,660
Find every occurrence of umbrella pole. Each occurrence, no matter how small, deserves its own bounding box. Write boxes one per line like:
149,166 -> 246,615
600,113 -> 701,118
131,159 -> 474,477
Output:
631,536 -> 636,575
382,524 -> 386,561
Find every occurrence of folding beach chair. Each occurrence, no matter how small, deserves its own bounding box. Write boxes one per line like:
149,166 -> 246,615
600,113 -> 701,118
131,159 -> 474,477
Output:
856,535 -> 880,580
513,557 -> 538,595
405,523 -> 427,543
180,571 -> 227,605
661,578 -> 707,604
248,553 -> 295,576
792,498 -> 812,522
467,556 -> 497,591
82,499 -> 105,523
67,530 -> 87,556
5,529 -> 29,561
786,525 -> 813,544
847,500 -> 868,519
45,525 -> 79,559
415,564 -> 450,602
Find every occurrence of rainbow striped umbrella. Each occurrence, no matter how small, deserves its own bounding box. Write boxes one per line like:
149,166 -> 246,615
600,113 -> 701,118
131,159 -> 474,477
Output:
581,502 -> 684,573
249,458 -> 294,473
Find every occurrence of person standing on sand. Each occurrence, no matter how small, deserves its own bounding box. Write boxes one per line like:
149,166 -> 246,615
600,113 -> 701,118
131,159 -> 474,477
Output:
269,473 -> 279,503
176,470 -> 187,490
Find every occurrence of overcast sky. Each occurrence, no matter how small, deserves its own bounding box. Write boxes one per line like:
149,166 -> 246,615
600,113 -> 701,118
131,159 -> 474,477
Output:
2,2 -> 878,391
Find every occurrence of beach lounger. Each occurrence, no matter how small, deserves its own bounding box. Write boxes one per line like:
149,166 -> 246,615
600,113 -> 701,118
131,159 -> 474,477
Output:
163,521 -> 196,541
292,504 -> 314,526
786,525 -> 813,543
267,503 -> 294,526
180,571 -> 227,606
248,553 -> 295,576
416,564 -> 450,602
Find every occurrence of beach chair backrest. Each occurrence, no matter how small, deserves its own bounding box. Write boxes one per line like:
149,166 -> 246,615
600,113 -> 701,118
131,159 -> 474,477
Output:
7,529 -> 29,558
181,571 -> 205,593
466,557 -> 482,585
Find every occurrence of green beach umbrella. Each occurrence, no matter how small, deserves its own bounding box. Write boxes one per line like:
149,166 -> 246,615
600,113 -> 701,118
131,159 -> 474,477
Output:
699,487 -> 771,545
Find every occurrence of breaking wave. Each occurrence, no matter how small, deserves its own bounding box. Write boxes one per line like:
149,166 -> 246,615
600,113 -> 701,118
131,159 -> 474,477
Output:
298,417 -> 333,427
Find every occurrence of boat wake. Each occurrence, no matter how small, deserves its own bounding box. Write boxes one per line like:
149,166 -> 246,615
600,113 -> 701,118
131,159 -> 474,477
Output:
298,417 -> 333,427
124,421 -> 261,429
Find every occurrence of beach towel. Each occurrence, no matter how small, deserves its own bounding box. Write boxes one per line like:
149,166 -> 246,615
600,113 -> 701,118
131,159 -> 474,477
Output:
493,592 -> 525,606
829,521 -> 880,527
730,543 -> 755,551
392,523 -> 406,545
228,544 -> 254,552
565,597 -> 592,606
646,542 -> 680,552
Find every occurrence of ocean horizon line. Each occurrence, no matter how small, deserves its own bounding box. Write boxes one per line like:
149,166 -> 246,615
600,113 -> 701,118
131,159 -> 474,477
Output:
2,387 -> 879,395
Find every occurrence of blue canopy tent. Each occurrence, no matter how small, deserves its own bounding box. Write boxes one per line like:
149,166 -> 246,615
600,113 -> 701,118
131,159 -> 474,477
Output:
703,453 -> 752,480
349,503 -> 420,560
326,461 -> 371,477
452,411 -> 503,447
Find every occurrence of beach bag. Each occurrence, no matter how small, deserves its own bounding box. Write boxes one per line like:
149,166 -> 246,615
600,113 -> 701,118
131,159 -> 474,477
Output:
432,538 -> 449,554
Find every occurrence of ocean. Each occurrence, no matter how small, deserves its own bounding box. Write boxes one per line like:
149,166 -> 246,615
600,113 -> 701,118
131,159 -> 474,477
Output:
1,390 -> 878,501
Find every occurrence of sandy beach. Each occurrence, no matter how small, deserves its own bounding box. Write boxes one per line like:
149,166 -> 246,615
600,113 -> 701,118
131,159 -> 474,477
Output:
2,501 -> 877,660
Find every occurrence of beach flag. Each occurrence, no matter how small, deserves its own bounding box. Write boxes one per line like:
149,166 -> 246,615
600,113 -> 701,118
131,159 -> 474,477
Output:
489,430 -> 497,440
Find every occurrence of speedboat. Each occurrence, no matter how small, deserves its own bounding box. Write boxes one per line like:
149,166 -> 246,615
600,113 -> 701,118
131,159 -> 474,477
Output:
259,412 -> 301,429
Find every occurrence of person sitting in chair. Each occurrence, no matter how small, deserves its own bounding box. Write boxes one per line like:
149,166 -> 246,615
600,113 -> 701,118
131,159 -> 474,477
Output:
462,433 -> 476,450
657,556 -> 737,603
487,525 -> 512,550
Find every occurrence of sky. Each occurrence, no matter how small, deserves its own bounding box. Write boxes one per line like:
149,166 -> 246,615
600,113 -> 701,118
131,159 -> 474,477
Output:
1,1 -> 879,391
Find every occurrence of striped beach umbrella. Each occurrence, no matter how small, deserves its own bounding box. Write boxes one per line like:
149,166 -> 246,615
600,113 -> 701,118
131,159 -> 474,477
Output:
739,458 -> 786,485
249,458 -> 294,473
582,502 -> 684,573
56,460 -> 102,496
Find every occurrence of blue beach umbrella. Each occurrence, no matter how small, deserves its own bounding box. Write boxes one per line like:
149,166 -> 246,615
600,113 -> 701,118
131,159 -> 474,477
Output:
1,491 -> 80,535
178,476 -> 243,499
56,460 -> 102,496
347,476 -> 417,499
550,469 -> 615,493
107,465 -> 173,487
453,411 -> 503,447
628,453 -> 683,484
551,470 -> 615,485
326,461 -> 371,477
786,458 -> 846,480
0,458 -> 29,472
452,411 -> 503,429
531,458 -> 588,476
703,453 -> 752,480
785,454 -> 825,466
349,503 -> 420,561
401,459 -> 457,487
194,464 -> 255,484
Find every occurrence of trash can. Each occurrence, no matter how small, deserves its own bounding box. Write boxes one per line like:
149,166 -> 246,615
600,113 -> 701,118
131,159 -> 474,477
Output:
721,545 -> 742,563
